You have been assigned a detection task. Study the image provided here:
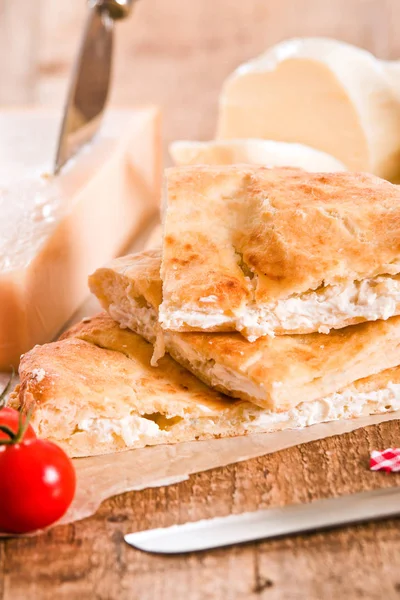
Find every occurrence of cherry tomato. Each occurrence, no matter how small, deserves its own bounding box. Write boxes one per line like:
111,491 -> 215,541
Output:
0,439 -> 76,534
0,407 -> 36,442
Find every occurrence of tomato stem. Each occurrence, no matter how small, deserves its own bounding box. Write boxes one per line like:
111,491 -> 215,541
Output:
0,437 -> 17,445
0,369 -> 34,446
0,425 -> 15,440
14,407 -> 34,444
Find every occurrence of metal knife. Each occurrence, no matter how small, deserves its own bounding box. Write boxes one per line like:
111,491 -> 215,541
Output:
125,486 -> 400,554
53,0 -> 135,174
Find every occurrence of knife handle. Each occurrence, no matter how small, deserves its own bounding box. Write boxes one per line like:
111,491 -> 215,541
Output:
94,0 -> 135,20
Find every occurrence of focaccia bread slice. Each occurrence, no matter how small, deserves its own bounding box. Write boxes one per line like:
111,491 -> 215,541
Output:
170,139 -> 347,171
10,314 -> 263,457
160,165 -> 400,340
90,250 -> 400,412
10,313 -> 400,457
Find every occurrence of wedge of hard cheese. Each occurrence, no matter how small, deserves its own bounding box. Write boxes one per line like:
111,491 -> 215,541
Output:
170,139 -> 346,171
0,108 -> 161,369
217,38 -> 400,181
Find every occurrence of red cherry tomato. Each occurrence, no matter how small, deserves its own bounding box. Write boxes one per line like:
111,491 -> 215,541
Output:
0,439 -> 76,534
0,407 -> 36,442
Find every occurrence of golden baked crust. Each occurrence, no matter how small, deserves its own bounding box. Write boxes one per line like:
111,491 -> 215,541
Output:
90,250 -> 400,411
12,314 -> 244,457
159,165 -> 400,338
11,312 -> 400,458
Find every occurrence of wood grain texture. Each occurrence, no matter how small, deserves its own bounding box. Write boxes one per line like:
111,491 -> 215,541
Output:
1,0 -> 400,598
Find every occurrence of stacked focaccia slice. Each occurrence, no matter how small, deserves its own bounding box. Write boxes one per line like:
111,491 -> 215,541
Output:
89,247 -> 400,413
11,257 -> 400,458
15,313 -> 316,457
88,165 -> 400,449
158,165 -> 400,341
11,165 -> 400,457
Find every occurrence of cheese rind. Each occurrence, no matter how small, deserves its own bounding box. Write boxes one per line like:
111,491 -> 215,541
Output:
217,38 -> 400,181
0,108 -> 161,368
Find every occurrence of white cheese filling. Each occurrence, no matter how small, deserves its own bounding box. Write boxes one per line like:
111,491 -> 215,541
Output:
160,308 -> 230,331
78,414 -> 165,446
245,381 -> 400,430
161,274 -> 400,340
74,382 -> 400,445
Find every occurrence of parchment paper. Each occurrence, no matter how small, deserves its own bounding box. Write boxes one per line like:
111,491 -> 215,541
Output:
1,218 -> 399,533
61,409 -> 400,525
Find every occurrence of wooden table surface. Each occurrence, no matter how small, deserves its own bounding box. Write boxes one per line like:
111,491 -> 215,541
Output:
1,0 -> 400,598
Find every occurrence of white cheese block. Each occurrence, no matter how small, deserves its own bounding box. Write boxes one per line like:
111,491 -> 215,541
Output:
217,38 -> 400,181
170,139 -> 347,171
0,107 -> 161,368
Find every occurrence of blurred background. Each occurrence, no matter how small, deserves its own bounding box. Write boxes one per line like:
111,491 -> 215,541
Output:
0,0 -> 399,154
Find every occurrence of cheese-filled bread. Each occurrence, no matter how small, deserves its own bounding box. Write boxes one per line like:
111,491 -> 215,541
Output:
10,313 -> 400,457
159,165 -> 400,340
90,250 -> 400,412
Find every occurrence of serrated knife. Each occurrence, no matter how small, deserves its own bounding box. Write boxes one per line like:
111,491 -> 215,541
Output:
124,486 -> 400,554
53,0 -> 135,174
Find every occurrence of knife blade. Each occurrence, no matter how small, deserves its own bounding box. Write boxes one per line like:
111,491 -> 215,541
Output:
53,0 -> 135,174
124,486 -> 400,554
